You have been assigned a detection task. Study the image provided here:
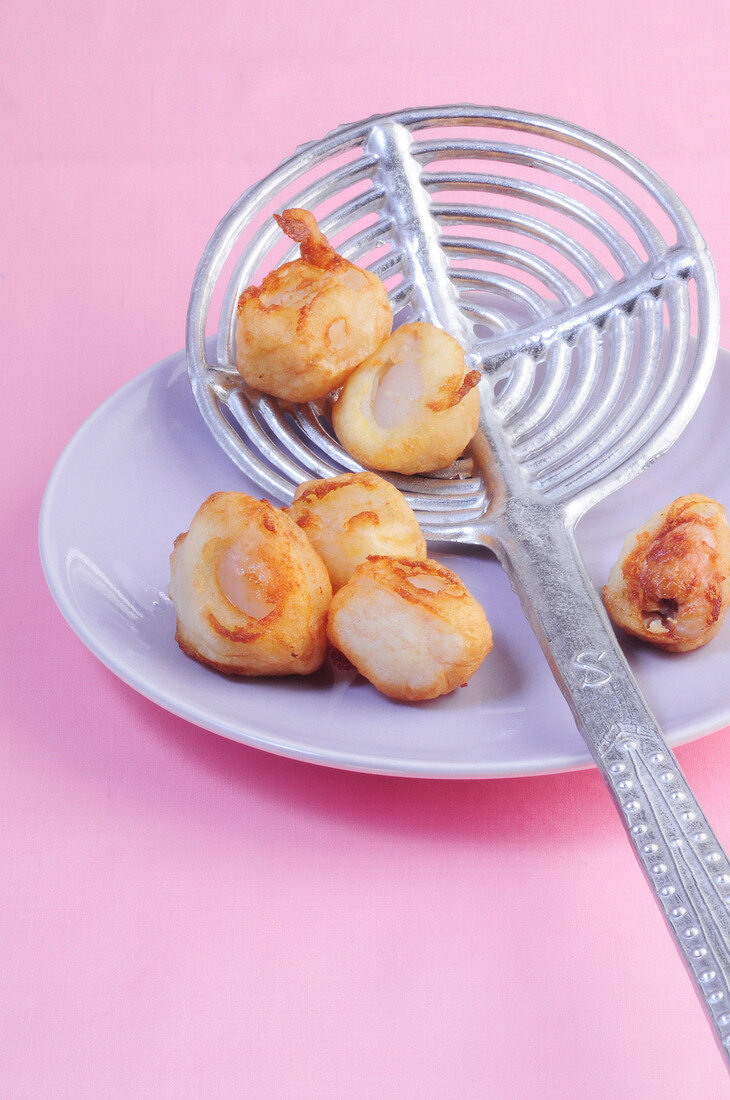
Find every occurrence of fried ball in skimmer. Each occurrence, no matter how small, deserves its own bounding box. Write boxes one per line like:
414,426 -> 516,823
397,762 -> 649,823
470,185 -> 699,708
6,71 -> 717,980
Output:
327,557 -> 492,701
331,322 -> 481,475
169,493 -> 332,675
235,208 -> 392,402
286,471 -> 426,591
602,494 -> 730,652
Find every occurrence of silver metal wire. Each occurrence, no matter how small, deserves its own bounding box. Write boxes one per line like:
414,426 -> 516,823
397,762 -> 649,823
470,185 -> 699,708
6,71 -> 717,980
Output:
186,105 -> 718,525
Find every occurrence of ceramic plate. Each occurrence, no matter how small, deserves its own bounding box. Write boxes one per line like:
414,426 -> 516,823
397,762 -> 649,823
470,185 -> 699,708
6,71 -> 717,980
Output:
39,348 -> 730,777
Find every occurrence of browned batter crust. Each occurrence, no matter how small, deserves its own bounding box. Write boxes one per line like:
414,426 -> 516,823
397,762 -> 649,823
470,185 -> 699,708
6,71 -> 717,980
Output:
603,494 -> 730,652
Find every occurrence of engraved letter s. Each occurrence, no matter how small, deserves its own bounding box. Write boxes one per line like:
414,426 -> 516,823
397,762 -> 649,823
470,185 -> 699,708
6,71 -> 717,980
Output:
574,650 -> 612,688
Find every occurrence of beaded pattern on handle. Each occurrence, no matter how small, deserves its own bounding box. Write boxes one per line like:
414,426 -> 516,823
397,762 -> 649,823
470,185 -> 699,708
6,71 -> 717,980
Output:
601,723 -> 730,1049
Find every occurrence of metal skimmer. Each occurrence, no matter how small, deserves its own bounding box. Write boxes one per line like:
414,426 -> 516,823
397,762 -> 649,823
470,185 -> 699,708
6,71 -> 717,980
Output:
187,105 -> 730,1061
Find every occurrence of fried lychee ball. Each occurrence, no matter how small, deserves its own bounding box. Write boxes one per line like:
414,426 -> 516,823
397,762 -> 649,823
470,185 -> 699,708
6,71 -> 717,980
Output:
327,556 -> 492,701
286,471 -> 427,591
169,493 -> 332,675
603,494 -> 730,652
235,208 -> 392,403
332,322 -> 481,475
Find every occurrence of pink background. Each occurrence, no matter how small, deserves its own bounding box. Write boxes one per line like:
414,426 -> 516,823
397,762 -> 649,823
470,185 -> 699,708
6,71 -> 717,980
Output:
4,0 -> 730,1095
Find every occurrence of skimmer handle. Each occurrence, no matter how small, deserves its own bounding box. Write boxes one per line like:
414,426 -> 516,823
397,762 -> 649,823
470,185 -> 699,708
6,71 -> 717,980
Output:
492,500 -> 730,1064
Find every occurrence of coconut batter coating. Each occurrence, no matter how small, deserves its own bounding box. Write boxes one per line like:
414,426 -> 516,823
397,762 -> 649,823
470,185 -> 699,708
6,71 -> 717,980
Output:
602,494 -> 730,652
235,208 -> 392,402
286,471 -> 427,591
331,322 -> 481,475
169,492 -> 332,675
327,556 -> 492,701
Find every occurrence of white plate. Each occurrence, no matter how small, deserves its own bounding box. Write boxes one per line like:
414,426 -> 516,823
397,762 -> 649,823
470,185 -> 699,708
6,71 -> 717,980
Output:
39,347 -> 730,777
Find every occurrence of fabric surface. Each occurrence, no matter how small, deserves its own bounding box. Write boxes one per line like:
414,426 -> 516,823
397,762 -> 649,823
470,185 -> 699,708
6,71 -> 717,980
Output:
3,1 -> 730,1095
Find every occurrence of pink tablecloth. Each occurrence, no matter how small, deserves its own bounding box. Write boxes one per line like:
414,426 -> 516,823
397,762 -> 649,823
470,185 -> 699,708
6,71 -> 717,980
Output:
4,1 -> 730,1095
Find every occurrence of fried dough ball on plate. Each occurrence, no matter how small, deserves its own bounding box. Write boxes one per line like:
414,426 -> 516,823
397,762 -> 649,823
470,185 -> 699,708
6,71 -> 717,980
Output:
169,492 -> 332,675
602,494 -> 730,652
327,556 -> 492,701
331,322 -> 481,475
235,208 -> 392,402
286,471 -> 426,591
